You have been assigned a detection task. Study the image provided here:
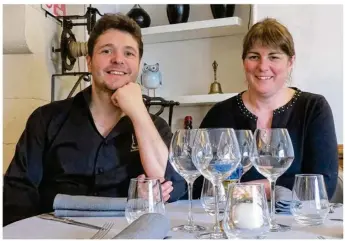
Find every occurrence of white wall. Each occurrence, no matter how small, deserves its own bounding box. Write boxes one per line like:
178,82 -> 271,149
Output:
3,4 -> 87,172
256,4 -> 343,143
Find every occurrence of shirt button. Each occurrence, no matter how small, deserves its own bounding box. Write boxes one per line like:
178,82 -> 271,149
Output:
98,167 -> 104,174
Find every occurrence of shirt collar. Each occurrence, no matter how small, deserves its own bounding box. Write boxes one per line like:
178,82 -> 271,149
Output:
80,85 -> 134,139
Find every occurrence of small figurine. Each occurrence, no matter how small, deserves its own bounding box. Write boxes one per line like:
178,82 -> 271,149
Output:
140,63 -> 162,97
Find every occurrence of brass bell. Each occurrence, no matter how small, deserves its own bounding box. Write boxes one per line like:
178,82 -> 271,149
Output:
209,60 -> 223,94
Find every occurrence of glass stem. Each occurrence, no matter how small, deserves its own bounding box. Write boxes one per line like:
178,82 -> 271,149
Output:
213,184 -> 221,233
187,181 -> 194,227
269,179 -> 276,223
237,174 -> 243,183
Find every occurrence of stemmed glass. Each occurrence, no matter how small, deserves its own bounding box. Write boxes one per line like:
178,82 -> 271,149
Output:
192,128 -> 241,239
235,129 -> 254,181
251,128 -> 294,232
223,130 -> 254,191
169,129 -> 206,232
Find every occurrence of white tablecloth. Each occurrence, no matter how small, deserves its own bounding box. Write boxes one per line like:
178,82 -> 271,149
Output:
3,200 -> 343,239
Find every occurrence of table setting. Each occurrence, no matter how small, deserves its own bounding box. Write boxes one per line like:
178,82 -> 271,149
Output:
3,128 -> 344,239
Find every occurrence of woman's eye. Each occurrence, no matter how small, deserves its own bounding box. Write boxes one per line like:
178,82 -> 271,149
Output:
270,55 -> 280,60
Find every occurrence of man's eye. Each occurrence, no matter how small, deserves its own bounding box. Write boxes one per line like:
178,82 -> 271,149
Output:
248,55 -> 259,60
101,49 -> 111,54
125,52 -> 135,57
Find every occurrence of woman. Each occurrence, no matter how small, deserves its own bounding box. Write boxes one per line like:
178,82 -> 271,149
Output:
193,18 -> 338,200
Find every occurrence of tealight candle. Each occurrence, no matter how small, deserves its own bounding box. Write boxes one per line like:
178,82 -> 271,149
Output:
232,203 -> 264,229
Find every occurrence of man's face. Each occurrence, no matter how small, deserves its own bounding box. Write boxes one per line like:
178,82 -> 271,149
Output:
87,29 -> 140,93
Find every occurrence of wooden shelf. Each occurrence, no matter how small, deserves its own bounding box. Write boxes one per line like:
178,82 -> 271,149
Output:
142,17 -> 245,44
163,93 -> 237,106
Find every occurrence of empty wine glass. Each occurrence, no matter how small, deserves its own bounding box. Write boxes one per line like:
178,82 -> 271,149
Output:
251,128 -> 294,232
223,129 -> 254,191
169,129 -> 206,232
235,129 -> 254,181
192,128 -> 241,239
125,177 -> 165,224
223,183 -> 270,239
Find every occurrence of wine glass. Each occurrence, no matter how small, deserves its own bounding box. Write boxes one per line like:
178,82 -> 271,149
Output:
192,128 -> 241,239
235,129 -> 254,181
251,128 -> 294,232
169,129 -> 206,232
223,129 -> 254,191
222,183 -> 270,239
125,177 -> 165,224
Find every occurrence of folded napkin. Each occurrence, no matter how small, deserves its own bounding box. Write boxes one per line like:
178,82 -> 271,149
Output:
113,213 -> 170,239
275,185 -> 292,215
54,210 -> 125,217
53,194 -> 127,217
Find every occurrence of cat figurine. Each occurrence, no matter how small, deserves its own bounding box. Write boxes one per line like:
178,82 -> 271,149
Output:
140,63 -> 162,97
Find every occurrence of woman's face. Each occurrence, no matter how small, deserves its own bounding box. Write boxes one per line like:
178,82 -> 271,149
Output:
243,43 -> 295,97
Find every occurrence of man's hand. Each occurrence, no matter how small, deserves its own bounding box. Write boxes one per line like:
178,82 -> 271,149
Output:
161,180 -> 173,202
111,82 -> 147,120
137,174 -> 173,202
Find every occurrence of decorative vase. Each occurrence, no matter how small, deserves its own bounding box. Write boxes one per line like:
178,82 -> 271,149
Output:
210,4 -> 235,19
166,4 -> 190,24
127,4 -> 151,28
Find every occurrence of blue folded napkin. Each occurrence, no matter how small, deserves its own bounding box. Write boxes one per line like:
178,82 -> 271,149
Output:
113,213 -> 170,239
275,186 -> 292,215
53,194 -> 127,217
54,210 -> 125,217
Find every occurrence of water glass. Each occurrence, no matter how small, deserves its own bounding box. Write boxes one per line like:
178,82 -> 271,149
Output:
200,178 -> 226,220
222,183 -> 270,239
125,177 -> 165,224
290,174 -> 330,226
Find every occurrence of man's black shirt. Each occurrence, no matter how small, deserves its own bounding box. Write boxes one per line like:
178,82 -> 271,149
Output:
3,86 -> 186,226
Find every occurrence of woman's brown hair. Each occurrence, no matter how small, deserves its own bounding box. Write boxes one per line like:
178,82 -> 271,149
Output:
242,18 -> 295,60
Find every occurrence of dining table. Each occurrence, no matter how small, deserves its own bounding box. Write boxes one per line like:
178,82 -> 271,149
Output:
3,200 -> 343,239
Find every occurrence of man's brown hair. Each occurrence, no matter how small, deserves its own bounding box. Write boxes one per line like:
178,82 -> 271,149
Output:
87,13 -> 143,59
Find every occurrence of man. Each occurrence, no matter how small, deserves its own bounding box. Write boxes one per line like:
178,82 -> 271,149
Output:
3,14 -> 186,226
